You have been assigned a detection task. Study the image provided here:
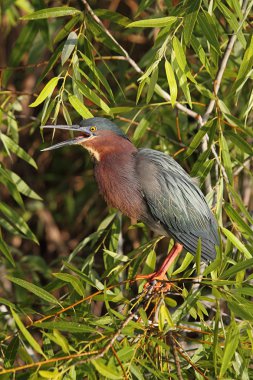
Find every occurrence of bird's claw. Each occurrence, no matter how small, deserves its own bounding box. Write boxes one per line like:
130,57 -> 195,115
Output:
136,274 -> 172,294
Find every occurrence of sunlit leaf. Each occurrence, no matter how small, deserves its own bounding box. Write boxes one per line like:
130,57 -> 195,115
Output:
21,7 -> 81,20
165,60 -> 177,107
30,77 -> 59,107
127,16 -> 177,28
69,95 -> 93,118
61,31 -> 78,66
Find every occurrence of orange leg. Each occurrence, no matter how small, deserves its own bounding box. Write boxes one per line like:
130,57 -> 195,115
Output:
136,243 -> 183,291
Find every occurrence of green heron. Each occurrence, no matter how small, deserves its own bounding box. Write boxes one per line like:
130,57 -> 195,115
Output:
42,117 -> 219,288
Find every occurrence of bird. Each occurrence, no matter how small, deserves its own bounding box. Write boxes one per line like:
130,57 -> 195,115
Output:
42,117 -> 219,290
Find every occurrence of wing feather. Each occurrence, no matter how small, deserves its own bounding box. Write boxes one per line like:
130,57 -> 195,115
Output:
136,149 -> 219,261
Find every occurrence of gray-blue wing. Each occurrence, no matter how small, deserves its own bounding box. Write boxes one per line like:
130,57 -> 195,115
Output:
136,148 -> 219,261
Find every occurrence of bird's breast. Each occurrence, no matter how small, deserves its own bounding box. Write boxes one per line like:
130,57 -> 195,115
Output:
94,154 -> 146,220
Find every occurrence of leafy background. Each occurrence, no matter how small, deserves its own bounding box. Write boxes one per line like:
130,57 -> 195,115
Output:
0,0 -> 253,379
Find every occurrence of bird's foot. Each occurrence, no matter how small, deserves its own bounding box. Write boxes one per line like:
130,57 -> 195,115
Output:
136,273 -> 172,293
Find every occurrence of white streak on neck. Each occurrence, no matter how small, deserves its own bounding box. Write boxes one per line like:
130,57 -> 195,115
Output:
85,145 -> 100,161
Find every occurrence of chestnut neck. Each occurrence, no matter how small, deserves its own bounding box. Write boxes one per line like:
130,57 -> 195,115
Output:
81,131 -> 137,161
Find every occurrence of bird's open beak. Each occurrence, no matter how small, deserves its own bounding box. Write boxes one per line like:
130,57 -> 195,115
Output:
41,125 -> 92,151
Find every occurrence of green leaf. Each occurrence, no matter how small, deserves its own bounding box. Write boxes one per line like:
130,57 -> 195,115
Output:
221,227 -> 252,259
165,60 -> 177,107
94,9 -> 130,26
1,134 -> 37,169
133,117 -> 149,143
30,77 -> 59,107
224,131 -> 253,155
78,52 -> 115,101
172,252 -> 193,275
7,276 -> 60,305
92,358 -> 122,379
35,321 -> 95,333
127,16 -> 177,28
221,258 -> 253,279
76,80 -> 112,115
54,15 -> 81,44
3,336 -> 19,369
61,31 -> 78,66
38,44 -> 63,84
146,67 -> 158,103
0,201 -> 38,243
220,134 -> 233,183
232,35 -> 253,93
53,273 -> 85,296
6,169 -> 42,200
69,95 -> 93,118
0,168 -> 24,208
217,1 -> 246,48
11,308 -> 46,358
158,304 -> 174,331
224,203 -> 253,238
0,234 -> 15,266
172,36 -> 196,83
21,7 -> 81,20
219,323 -> 240,377
183,0 -> 202,45
3,23 -> 38,85
197,12 -> 221,55
227,184 -> 253,226
190,35 -> 212,75
185,122 -> 211,157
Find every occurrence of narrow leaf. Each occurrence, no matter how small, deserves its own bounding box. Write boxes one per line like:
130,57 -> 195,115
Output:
127,16 -> 177,28
92,359 -> 121,379
221,258 -> 253,279
0,234 -> 15,266
1,134 -> 37,168
61,31 -> 78,66
8,276 -> 60,305
6,170 -> 42,200
35,321 -> 95,333
30,77 -> 59,107
220,135 -> 233,183
11,308 -> 46,358
0,202 -> 38,243
197,12 -> 221,55
69,95 -> 93,118
146,67 -> 158,103
165,60 -> 177,107
21,7 -> 81,20
183,0 -> 201,45
219,323 -> 240,377
221,227 -> 252,259
76,80 -> 112,115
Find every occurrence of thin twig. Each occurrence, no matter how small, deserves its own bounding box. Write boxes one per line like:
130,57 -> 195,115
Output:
78,310 -> 136,365
168,332 -> 183,380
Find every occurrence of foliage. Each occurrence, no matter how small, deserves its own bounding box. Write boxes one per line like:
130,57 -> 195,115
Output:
0,0 -> 253,378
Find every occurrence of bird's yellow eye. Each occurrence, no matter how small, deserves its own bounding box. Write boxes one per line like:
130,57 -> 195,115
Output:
90,126 -> 97,132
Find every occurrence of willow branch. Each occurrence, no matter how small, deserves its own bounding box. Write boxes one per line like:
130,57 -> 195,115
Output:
200,0 -> 249,126
81,0 -> 202,123
82,0 -> 249,187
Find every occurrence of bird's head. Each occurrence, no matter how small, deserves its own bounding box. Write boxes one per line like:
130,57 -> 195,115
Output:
41,117 -> 129,154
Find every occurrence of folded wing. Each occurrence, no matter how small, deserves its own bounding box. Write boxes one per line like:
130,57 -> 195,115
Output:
136,149 -> 219,261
